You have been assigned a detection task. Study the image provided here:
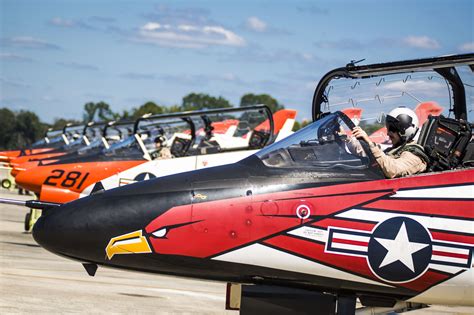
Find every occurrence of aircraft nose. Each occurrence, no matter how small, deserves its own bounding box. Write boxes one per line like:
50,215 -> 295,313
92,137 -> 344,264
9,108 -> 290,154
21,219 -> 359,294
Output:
32,187 -> 168,263
14,168 -> 42,192
32,200 -> 102,261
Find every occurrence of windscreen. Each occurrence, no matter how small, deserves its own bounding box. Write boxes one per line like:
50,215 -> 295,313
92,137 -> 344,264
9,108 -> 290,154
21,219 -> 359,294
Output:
256,113 -> 370,170
103,135 -> 145,159
64,125 -> 85,145
138,118 -> 193,158
457,65 -> 474,122
318,67 -> 473,147
105,124 -> 134,145
84,125 -> 104,142
31,129 -> 63,148
190,107 -> 272,154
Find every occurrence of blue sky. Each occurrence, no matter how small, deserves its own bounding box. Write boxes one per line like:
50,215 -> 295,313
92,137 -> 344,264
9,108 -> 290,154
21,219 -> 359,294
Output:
1,0 -> 473,123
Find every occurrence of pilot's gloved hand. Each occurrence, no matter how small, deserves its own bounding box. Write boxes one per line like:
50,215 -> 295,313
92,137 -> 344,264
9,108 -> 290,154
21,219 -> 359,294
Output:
338,125 -> 346,136
352,127 -> 374,147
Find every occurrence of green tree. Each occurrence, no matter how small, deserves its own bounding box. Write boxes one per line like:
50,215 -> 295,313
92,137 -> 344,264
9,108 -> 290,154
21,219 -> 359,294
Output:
0,108 -> 16,149
165,104 -> 183,113
181,93 -> 232,111
51,118 -> 81,130
292,119 -> 311,131
5,111 -> 49,149
131,101 -> 164,119
82,101 -> 116,122
240,93 -> 284,113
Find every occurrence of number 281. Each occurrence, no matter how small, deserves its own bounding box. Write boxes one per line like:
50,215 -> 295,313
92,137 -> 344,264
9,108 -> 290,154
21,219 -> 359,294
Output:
43,170 -> 90,189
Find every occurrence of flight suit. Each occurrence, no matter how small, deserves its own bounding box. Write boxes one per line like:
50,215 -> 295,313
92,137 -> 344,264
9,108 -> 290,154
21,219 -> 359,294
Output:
346,138 -> 427,178
157,147 -> 173,160
369,142 -> 427,178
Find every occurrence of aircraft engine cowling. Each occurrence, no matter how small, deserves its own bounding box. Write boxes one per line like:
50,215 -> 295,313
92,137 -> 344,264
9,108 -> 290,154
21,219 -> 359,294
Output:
40,184 -> 81,203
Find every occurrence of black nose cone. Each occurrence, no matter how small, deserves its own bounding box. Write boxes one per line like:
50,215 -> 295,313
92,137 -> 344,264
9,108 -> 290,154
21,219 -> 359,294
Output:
32,187 -> 171,263
32,199 -> 105,262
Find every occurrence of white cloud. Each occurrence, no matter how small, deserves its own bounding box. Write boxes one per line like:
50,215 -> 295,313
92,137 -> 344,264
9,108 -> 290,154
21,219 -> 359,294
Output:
246,17 -> 267,32
50,17 -> 75,27
0,53 -> 33,62
57,62 -> 99,71
459,42 -> 474,52
403,36 -> 440,49
2,36 -> 61,50
135,22 -> 245,48
384,80 -> 445,93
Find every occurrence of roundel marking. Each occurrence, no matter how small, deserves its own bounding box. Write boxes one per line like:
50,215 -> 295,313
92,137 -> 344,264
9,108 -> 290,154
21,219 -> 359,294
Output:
134,172 -> 156,181
367,216 -> 432,283
296,205 -> 311,219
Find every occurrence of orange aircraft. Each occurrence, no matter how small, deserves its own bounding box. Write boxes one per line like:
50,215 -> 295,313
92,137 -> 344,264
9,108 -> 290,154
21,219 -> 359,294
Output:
7,123 -> 88,169
0,128 -> 66,163
14,106 -> 295,201
10,120 -> 134,177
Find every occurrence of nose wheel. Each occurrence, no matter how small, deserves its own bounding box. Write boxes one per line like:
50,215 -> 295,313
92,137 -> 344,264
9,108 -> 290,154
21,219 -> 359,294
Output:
24,208 -> 42,232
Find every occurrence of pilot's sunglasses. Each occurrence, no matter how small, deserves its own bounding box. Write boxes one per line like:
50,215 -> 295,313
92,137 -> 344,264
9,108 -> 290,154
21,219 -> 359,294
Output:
386,123 -> 399,133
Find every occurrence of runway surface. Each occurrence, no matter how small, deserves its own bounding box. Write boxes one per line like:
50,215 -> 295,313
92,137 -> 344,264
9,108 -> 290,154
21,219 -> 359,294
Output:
0,189 -> 232,314
0,189 -> 472,314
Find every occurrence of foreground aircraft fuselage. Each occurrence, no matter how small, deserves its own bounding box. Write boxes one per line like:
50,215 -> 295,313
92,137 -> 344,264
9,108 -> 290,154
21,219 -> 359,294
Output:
30,54 -> 474,313
33,155 -> 474,306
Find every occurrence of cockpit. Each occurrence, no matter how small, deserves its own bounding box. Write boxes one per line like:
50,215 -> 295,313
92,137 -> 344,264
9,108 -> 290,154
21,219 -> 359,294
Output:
31,129 -> 64,149
107,106 -> 274,161
256,112 -> 370,170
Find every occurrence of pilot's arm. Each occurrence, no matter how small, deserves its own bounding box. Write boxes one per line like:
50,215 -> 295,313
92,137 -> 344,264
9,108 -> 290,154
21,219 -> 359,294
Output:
352,127 -> 427,178
158,147 -> 173,160
369,145 -> 427,178
344,136 -> 367,157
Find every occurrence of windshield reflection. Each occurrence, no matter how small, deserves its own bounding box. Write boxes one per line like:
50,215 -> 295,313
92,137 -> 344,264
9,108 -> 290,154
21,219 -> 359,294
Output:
103,135 -> 144,158
256,113 -> 369,170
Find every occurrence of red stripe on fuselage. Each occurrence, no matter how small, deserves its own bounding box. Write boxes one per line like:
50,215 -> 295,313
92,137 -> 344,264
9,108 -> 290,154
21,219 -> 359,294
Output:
364,199 -> 474,219
430,231 -> 474,246
432,251 -> 469,260
332,238 -> 368,247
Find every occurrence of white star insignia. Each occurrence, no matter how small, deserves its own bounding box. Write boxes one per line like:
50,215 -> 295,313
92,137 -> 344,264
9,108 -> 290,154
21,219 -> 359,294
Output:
374,222 -> 429,272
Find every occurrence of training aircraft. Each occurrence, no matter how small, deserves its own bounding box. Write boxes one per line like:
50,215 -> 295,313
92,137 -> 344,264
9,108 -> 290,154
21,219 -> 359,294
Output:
14,106 -> 294,200
0,127 -> 68,163
4,54 -> 473,314
70,108 -> 295,201
7,123 -> 88,169
11,119 -> 135,176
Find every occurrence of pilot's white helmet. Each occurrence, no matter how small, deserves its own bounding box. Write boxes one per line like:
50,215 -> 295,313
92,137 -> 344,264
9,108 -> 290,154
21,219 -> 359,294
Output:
386,107 -> 419,142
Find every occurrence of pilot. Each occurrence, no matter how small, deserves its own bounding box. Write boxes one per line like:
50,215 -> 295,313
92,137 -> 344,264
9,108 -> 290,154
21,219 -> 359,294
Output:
153,135 -> 173,160
347,107 -> 429,178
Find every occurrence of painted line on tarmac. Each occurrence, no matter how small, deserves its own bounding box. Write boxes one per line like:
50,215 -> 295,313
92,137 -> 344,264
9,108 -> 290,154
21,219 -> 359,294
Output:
145,288 -> 225,301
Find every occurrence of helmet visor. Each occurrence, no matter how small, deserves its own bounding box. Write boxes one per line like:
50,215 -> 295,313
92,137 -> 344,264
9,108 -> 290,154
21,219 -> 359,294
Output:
385,115 -> 400,133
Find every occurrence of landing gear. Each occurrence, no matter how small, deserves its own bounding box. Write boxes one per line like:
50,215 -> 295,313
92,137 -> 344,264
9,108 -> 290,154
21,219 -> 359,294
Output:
1,178 -> 12,190
24,208 -> 42,232
226,283 -> 357,315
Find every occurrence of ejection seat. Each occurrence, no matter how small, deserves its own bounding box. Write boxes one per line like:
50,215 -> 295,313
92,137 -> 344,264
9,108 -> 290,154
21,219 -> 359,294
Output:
417,114 -> 473,171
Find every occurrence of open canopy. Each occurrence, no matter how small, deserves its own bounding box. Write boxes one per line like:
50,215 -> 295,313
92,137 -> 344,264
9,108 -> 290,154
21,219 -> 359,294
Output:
105,105 -> 275,160
312,54 -> 474,131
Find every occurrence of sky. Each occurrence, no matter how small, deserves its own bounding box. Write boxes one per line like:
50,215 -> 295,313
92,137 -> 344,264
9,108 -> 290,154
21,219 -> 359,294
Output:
0,0 -> 473,123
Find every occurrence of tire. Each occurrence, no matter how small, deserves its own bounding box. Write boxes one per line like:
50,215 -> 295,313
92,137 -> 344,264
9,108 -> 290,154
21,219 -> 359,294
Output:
1,179 -> 11,189
24,212 -> 31,232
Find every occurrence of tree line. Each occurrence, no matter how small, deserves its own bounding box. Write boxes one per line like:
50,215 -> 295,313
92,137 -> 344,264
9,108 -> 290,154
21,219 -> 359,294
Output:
0,92 -> 309,150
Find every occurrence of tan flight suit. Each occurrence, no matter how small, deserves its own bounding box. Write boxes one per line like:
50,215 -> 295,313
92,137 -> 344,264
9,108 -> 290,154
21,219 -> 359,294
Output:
369,142 -> 427,178
157,147 -> 173,160
346,138 -> 427,178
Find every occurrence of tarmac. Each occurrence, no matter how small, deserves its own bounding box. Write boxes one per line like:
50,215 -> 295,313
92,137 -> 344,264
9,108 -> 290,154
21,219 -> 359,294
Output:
0,188 -> 473,314
0,189 -> 233,314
